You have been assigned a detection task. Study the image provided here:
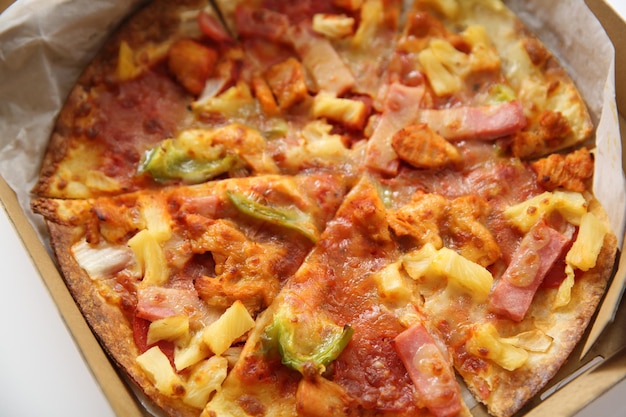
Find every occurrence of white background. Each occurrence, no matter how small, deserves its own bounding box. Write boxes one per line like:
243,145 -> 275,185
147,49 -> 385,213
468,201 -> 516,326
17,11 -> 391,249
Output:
1,1 -> 626,417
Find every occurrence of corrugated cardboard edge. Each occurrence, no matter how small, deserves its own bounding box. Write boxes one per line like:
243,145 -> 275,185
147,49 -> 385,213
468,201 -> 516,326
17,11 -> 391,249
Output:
0,176 -> 147,417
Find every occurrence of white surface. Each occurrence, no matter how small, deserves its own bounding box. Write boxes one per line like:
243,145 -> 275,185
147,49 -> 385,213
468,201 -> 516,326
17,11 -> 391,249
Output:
0,203 -> 115,417
0,1 -> 625,417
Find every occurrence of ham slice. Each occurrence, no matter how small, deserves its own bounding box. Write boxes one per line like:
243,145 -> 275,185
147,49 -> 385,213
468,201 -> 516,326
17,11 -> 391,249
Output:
489,220 -> 571,321
419,100 -> 527,141
394,322 -> 463,417
136,286 -> 218,325
234,6 -> 290,42
290,22 -> 355,95
365,83 -> 425,175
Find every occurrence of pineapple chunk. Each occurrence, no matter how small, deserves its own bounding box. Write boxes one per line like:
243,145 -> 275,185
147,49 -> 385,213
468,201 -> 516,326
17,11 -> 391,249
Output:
418,39 -> 469,96
466,323 -> 528,371
117,41 -> 142,81
431,247 -> 493,303
374,261 -> 412,302
128,229 -> 169,287
312,92 -> 368,130
554,264 -> 576,309
499,329 -> 553,353
566,212 -> 608,271
352,0 -> 382,46
203,300 -> 255,355
503,191 -> 587,232
147,315 -> 190,345
192,81 -> 257,118
174,330 -> 211,371
183,355 -> 228,409
402,243 -> 439,281
136,346 -> 185,397
312,14 -> 355,39
138,194 -> 172,242
461,25 -> 501,73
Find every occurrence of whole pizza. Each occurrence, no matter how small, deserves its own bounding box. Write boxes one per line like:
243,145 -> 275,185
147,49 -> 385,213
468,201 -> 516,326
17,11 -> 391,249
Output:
30,1 -> 618,417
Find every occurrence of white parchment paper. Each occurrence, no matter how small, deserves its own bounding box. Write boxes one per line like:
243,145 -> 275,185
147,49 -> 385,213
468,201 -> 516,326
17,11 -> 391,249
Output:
0,0 -> 624,414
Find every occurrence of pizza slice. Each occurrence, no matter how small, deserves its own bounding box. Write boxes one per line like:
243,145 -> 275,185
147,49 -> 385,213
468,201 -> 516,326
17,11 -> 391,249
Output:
31,0 -> 290,199
379,147 -> 617,417
205,176 -> 473,417
364,0 -> 593,175
31,171 -> 347,417
405,0 -> 593,159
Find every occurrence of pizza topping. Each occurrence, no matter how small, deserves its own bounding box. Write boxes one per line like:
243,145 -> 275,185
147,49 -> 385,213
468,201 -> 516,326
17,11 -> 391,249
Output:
566,212 -> 608,272
418,38 -> 469,96
197,10 -> 234,44
418,100 -> 526,141
167,38 -> 218,96
465,323 -> 528,371
227,190 -> 320,243
503,190 -> 587,233
489,220 -> 571,321
147,315 -> 190,345
235,6 -> 290,42
262,304 -> 354,375
531,147 -> 594,193
202,300 -> 255,355
183,355 -> 228,409
264,57 -> 309,110
365,83 -> 424,174
136,286 -> 212,324
296,376 -> 354,417
139,126 -> 278,184
312,14 -> 355,39
404,244 -> 494,303
290,22 -> 356,95
312,92 -> 369,130
129,230 -> 169,287
391,123 -> 461,170
137,346 -> 186,397
394,322 -> 463,417
71,239 -> 134,279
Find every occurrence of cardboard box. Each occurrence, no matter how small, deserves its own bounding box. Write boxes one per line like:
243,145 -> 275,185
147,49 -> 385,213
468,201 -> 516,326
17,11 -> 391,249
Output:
0,1 -> 624,416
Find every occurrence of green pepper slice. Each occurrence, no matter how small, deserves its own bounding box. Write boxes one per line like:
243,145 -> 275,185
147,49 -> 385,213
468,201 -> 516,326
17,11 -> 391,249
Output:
226,190 -> 320,243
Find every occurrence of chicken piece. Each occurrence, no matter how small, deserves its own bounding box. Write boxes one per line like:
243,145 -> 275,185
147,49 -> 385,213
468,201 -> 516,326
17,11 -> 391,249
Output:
191,219 -> 286,313
531,147 -> 594,193
167,39 -> 218,96
445,195 -> 501,267
251,74 -> 279,116
265,57 -> 309,110
391,123 -> 461,169
387,191 -> 447,247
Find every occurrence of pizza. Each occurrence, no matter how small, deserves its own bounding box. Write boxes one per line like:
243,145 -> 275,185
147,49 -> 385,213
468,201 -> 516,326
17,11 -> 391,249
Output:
29,1 -> 618,417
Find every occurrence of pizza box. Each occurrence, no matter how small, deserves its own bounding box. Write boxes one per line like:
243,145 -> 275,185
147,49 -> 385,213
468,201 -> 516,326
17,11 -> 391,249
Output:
0,1 -> 624,416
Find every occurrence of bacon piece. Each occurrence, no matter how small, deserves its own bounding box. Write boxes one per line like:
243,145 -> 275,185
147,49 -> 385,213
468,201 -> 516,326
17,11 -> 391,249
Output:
290,22 -> 355,95
167,39 -> 218,96
365,83 -> 425,175
394,323 -> 463,417
235,6 -> 290,42
489,220 -> 571,322
419,100 -> 527,141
